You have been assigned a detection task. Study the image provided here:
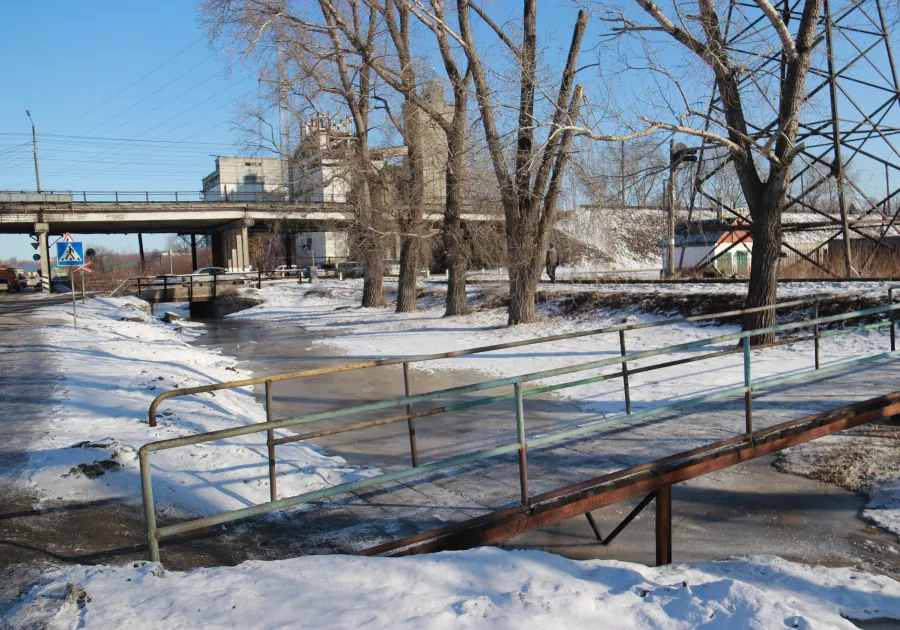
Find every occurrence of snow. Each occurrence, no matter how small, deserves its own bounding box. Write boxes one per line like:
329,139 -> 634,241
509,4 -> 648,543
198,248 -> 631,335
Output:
229,279 -> 900,535
6,548 -> 900,628
17,296 -> 376,518
230,280 -> 893,419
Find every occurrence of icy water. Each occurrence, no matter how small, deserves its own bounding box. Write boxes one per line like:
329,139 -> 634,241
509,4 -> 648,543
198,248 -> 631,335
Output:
195,317 -> 900,577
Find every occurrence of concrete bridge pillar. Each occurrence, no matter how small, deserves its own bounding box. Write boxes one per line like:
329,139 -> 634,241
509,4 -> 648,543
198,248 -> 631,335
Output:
34,223 -> 50,291
211,225 -> 250,271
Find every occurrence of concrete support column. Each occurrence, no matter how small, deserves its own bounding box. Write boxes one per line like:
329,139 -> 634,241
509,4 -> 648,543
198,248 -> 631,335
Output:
211,233 -> 226,268
228,230 -> 238,272
241,227 -> 250,271
34,223 -> 51,291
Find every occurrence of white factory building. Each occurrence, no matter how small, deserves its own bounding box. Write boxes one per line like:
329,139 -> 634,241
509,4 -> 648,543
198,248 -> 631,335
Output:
202,156 -> 286,201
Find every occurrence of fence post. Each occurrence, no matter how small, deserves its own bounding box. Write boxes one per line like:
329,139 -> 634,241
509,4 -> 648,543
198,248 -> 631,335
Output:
189,275 -> 193,302
619,329 -> 632,414
146,191 -> 150,202
212,273 -> 217,301
265,381 -> 277,502
115,191 -> 119,204
514,383 -> 529,509
743,336 -> 752,436
175,191 -> 179,203
813,299 -> 820,369
403,362 -> 419,467
137,277 -> 142,299
890,288 -> 896,352
258,269 -> 262,289
163,275 -> 168,302
82,191 -> 87,203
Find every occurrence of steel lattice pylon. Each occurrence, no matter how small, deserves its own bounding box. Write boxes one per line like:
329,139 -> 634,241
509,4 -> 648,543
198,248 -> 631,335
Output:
685,0 -> 900,277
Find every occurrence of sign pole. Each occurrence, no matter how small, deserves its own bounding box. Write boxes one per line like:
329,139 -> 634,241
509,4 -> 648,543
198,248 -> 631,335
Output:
71,273 -> 77,328
81,271 -> 86,304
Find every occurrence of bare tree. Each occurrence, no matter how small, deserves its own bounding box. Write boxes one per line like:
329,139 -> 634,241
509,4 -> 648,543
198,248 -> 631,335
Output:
203,0 -> 389,307
583,0 -> 824,341
453,1 -> 590,324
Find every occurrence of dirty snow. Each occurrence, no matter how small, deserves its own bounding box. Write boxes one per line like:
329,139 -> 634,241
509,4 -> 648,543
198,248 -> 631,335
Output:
17,296 -> 376,518
6,549 -> 900,629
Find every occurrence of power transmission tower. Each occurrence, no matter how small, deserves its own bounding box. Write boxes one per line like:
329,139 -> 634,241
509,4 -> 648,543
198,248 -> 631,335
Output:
688,0 -> 900,278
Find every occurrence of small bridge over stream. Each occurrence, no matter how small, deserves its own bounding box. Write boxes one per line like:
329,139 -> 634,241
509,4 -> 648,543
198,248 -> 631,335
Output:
141,289 -> 900,566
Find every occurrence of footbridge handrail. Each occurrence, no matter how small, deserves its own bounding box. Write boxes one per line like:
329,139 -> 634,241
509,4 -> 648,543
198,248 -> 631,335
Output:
146,286 -> 896,428
139,297 -> 900,562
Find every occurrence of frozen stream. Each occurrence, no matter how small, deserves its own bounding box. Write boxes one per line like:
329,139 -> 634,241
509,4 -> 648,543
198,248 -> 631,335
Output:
194,317 -> 900,576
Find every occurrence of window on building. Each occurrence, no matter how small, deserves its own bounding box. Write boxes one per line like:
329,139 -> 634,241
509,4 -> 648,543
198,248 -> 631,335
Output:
243,174 -> 259,184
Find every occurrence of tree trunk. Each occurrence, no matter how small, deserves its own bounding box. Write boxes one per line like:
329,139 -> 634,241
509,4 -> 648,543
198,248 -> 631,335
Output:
506,202 -> 543,325
743,184 -> 784,344
362,239 -> 387,307
444,137 -> 468,316
396,235 -> 420,312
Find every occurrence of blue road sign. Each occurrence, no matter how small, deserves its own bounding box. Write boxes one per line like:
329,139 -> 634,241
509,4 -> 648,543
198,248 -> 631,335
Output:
56,241 -> 84,267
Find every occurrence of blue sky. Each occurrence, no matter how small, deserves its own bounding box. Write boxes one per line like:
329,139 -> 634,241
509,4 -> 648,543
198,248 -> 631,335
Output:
1,1 -> 896,260
0,0 -> 258,258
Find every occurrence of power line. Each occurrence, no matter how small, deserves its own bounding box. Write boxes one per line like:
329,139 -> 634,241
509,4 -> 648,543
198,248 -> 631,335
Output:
48,36 -> 206,134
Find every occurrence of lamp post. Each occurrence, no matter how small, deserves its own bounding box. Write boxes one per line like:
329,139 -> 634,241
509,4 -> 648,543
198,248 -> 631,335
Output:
25,110 -> 42,193
666,140 -> 698,278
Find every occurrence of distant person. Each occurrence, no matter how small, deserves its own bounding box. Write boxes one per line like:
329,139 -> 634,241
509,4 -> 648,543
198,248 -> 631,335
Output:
545,244 -> 559,283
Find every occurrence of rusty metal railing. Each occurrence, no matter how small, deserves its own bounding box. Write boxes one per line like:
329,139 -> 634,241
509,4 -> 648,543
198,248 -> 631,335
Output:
139,295 -> 900,562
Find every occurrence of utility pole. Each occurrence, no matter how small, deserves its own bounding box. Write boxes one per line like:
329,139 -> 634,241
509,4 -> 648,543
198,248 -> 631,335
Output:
667,140 -> 676,278
26,110 -> 41,192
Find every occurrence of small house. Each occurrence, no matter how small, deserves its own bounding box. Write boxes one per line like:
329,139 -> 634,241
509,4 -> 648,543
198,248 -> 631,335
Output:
659,218 -> 753,275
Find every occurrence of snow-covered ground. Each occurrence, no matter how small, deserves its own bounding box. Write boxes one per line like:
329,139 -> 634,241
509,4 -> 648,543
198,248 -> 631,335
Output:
231,280 -> 893,418
7,548 -> 900,629
15,296 -> 376,518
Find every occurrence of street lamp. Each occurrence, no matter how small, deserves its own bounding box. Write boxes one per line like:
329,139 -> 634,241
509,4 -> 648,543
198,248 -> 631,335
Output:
666,140 -> 698,278
25,110 -> 42,192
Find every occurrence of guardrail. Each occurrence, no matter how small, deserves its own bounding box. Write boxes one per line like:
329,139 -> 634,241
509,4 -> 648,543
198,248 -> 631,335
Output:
0,190 -> 345,204
110,267 -> 363,300
140,292 -> 900,562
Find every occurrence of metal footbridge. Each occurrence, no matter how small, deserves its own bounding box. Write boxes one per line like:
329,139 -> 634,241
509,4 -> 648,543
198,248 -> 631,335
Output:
141,289 -> 900,565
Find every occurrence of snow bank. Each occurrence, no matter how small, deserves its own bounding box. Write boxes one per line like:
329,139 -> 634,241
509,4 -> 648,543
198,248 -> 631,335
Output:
21,297 -> 376,518
7,549 -> 900,628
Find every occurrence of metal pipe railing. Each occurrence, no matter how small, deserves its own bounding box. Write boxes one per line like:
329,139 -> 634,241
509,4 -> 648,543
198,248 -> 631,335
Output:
146,286 -> 893,430
139,300 -> 900,562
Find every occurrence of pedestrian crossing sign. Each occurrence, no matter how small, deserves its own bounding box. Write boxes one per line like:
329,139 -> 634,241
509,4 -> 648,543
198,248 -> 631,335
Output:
56,241 -> 84,266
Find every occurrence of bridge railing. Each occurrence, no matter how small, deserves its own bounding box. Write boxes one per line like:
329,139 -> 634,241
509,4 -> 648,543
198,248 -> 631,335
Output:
139,290 -> 900,562
0,190 -> 349,204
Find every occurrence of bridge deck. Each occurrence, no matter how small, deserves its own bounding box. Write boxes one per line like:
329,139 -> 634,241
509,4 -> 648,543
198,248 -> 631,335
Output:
216,358 -> 900,556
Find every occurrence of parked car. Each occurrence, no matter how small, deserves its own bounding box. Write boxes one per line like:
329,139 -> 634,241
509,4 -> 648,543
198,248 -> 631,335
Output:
0,279 -> 11,293
0,268 -> 22,292
17,273 -> 29,289
190,267 -> 251,284
273,265 -> 300,278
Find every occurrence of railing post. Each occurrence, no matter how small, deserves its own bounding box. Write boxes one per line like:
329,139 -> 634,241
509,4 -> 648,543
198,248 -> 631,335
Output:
890,288 -> 896,352
146,191 -> 150,202
265,381 -> 277,502
82,191 -> 87,203
619,329 -> 632,414
115,191 -> 119,204
137,277 -> 142,299
403,361 -> 419,467
514,383 -> 529,509
139,450 -> 161,563
258,269 -> 263,290
175,191 -> 179,203
813,299 -> 821,369
163,275 -> 168,301
189,275 -> 193,302
655,485 -> 672,566
743,336 -> 753,436
213,273 -> 217,301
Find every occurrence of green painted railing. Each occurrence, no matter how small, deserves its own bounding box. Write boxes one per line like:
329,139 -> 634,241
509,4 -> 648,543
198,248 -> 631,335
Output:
140,296 -> 900,562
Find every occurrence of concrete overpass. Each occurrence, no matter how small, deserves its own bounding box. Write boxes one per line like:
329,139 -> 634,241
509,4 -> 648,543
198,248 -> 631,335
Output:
0,191 -> 496,279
